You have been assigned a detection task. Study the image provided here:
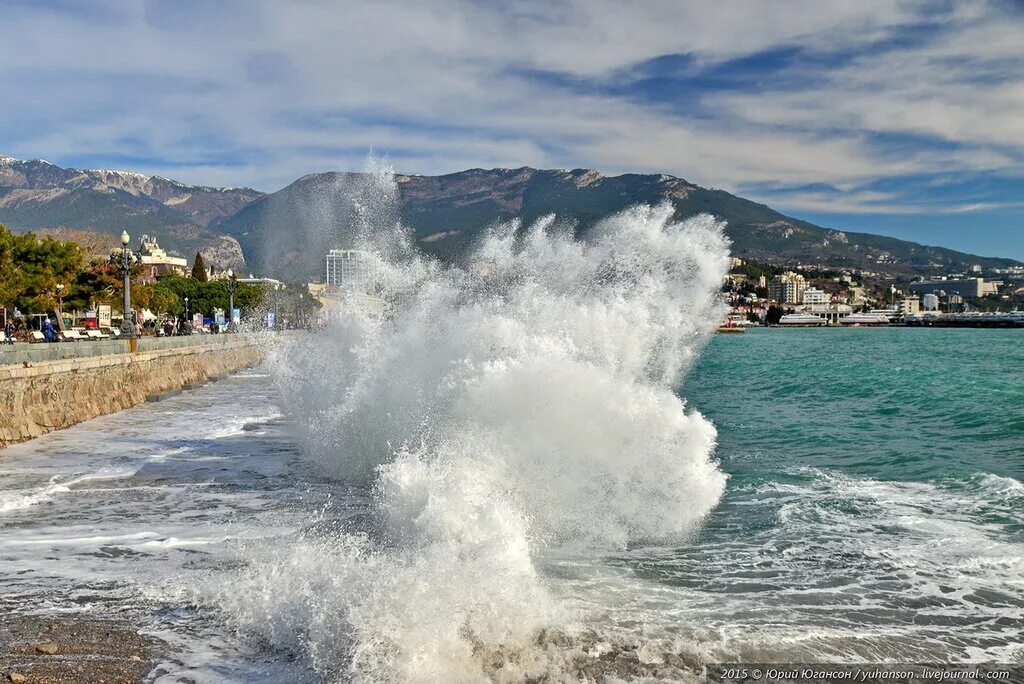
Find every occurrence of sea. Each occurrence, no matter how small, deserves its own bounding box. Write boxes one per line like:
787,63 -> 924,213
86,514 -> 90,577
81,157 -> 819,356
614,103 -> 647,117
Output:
1,328 -> 1020,682
1,183 -> 1022,682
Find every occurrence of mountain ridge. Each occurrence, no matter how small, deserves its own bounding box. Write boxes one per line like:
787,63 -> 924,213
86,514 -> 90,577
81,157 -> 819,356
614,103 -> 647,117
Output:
2,156 -> 1018,280
216,166 -> 1020,280
0,155 -> 261,269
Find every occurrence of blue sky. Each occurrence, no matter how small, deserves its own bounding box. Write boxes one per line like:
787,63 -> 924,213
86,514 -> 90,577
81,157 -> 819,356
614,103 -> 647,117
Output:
1,0 -> 1022,259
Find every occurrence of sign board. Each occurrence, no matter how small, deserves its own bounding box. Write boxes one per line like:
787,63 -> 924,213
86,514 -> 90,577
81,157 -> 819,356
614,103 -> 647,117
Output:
214,308 -> 225,326
266,311 -> 276,329
231,307 -> 241,325
98,305 -> 112,327
193,313 -> 204,328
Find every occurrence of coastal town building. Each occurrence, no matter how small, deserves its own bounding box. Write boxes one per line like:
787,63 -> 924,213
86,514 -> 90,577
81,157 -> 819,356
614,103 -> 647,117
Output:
137,235 -> 188,283
898,296 -> 921,317
803,303 -> 852,325
847,286 -> 867,304
325,249 -> 371,289
921,293 -> 940,310
908,277 -> 997,298
769,271 -> 807,304
801,287 -> 829,305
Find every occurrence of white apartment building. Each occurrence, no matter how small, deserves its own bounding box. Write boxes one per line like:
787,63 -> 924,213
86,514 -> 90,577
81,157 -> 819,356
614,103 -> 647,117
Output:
769,271 -> 807,304
801,287 -> 829,305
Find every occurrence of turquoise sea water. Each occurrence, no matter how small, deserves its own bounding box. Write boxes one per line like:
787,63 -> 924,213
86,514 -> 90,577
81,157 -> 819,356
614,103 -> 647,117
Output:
689,327 -> 1023,483
584,327 -> 1024,664
1,328 -> 1020,678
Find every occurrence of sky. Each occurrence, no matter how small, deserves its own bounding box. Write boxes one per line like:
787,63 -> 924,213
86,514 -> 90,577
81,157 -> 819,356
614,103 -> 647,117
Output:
1,0 -> 1022,259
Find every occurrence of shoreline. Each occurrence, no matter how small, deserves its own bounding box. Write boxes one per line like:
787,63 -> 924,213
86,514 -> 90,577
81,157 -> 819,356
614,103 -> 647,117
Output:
0,613 -> 155,684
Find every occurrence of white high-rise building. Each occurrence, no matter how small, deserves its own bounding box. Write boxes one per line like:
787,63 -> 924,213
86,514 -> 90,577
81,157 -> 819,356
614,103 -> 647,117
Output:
801,287 -> 829,305
325,249 -> 370,288
769,271 -> 807,304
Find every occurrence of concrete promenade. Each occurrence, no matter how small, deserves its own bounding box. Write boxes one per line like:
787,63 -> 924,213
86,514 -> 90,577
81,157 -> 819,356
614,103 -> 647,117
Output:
0,334 -> 252,367
0,334 -> 269,448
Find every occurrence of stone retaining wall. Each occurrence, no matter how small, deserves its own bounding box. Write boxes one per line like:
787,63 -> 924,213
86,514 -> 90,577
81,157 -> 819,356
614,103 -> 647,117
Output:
0,337 -> 262,448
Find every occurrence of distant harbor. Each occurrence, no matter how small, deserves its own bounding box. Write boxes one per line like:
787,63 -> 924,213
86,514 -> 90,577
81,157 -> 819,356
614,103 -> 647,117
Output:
721,260 -> 1024,331
721,309 -> 1024,329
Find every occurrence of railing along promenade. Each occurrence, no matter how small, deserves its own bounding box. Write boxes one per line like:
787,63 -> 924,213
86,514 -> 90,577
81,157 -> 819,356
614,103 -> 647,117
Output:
0,333 -> 254,367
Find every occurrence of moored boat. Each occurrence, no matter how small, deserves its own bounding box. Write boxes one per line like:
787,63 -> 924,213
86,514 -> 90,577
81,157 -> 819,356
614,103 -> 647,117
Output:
779,313 -> 826,326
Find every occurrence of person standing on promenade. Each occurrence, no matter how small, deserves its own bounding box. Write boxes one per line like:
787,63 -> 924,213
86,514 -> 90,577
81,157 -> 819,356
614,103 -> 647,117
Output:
3,320 -> 14,345
42,318 -> 56,342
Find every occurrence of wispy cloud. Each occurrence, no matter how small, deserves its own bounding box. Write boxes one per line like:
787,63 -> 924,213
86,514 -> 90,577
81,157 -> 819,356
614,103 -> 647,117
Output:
0,0 -> 1022,255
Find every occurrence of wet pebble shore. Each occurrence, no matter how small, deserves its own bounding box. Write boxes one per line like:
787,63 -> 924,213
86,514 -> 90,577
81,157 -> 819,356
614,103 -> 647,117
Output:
0,615 -> 153,684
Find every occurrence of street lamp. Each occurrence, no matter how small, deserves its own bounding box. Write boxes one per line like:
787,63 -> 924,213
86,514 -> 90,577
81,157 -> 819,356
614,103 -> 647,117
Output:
184,296 -> 190,323
109,230 -> 141,338
225,269 -> 238,331
272,284 -> 280,330
55,283 -> 65,328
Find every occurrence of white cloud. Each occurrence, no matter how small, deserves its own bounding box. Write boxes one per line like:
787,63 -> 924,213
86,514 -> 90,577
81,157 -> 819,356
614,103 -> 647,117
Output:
0,0 -> 1020,213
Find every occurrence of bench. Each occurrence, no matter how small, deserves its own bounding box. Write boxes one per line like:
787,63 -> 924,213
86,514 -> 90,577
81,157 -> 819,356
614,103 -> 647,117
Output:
60,330 -> 83,342
30,331 -> 45,342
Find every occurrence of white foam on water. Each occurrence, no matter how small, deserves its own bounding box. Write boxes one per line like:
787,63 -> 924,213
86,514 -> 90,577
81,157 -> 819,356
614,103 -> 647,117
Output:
209,161 -> 731,681
210,411 -> 285,439
680,467 -> 1024,663
0,469 -> 138,515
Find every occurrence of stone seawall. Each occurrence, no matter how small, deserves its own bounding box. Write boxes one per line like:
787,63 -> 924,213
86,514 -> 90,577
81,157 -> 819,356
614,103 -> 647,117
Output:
0,337 -> 262,448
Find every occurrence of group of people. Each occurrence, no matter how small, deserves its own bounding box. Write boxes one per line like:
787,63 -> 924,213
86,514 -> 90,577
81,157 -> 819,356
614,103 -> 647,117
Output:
158,318 -> 229,336
2,318 -> 57,344
3,315 -> 231,345
161,318 -> 194,336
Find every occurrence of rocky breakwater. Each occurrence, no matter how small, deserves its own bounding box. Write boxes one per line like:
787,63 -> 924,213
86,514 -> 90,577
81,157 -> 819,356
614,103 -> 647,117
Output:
0,335 -> 262,448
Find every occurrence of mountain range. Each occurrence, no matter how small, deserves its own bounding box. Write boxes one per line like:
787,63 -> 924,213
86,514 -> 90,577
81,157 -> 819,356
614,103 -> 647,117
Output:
0,155 -> 259,268
1,155 -> 1018,280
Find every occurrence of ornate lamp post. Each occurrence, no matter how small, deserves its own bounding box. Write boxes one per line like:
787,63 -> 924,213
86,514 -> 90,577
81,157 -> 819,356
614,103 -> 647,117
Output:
273,283 -> 285,330
109,230 -> 141,339
225,269 -> 238,331
54,283 -> 65,329
184,296 -> 190,323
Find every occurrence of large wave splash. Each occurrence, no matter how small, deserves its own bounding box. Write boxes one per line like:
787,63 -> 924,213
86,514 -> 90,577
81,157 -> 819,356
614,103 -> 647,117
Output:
215,166 -> 731,682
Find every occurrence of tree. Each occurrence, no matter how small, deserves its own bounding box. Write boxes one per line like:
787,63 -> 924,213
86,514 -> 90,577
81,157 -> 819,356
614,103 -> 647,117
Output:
151,274 -> 263,320
766,305 -> 784,326
191,252 -> 209,282
0,225 -> 85,317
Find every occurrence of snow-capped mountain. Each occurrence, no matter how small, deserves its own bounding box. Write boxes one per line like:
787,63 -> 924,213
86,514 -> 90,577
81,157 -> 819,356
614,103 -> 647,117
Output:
0,156 -> 262,228
0,156 -> 262,269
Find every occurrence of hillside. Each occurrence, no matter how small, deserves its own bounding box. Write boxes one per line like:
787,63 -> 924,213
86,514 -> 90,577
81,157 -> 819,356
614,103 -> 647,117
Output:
0,156 -> 261,269
3,156 -> 1018,281
214,167 -> 1021,280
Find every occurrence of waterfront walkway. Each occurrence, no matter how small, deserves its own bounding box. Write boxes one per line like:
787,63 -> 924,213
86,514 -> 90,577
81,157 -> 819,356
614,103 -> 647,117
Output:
0,334 -> 256,367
